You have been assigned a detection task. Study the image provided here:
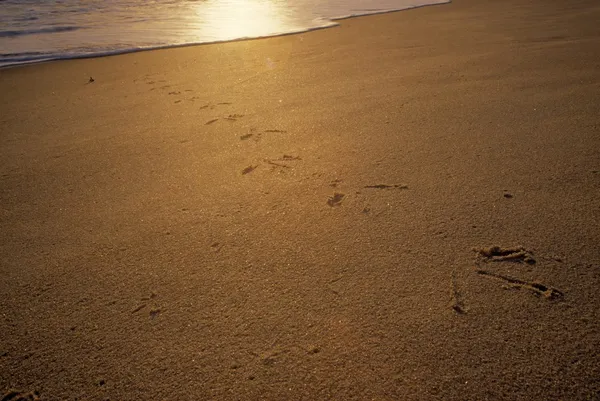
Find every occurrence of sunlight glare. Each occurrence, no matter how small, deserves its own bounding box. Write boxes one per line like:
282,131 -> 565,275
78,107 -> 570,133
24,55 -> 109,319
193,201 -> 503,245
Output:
195,0 -> 290,42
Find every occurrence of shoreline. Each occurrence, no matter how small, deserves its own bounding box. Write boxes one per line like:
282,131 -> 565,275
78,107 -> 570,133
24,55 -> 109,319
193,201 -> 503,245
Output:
0,1 -> 451,70
1,0 -> 599,399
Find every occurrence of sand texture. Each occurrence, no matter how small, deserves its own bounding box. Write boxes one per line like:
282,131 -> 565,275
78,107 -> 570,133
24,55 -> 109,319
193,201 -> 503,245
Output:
1,0 -> 600,399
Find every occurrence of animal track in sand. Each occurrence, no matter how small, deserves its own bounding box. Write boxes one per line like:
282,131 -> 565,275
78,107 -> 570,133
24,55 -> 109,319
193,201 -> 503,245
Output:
131,293 -> 160,316
224,113 -> 244,121
478,245 -> 536,264
237,128 -> 286,141
364,184 -> 408,189
1,390 -> 41,401
474,245 -> 562,300
450,271 -> 466,314
327,193 -> 345,207
204,112 -> 244,124
263,155 -> 301,170
256,347 -> 290,367
476,269 -> 563,300
140,77 -> 166,86
149,308 -> 162,319
279,155 -> 301,161
265,159 -> 289,169
242,165 -> 257,175
329,179 -> 343,188
210,242 -> 224,252
199,102 -> 232,110
131,304 -> 146,314
240,129 -> 264,142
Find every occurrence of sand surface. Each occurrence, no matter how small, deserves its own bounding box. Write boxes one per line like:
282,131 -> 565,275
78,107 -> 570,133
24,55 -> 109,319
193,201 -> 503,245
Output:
1,0 -> 600,399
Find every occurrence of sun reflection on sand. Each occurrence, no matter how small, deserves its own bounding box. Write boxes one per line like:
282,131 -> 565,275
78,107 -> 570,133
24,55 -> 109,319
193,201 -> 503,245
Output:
193,0 -> 292,42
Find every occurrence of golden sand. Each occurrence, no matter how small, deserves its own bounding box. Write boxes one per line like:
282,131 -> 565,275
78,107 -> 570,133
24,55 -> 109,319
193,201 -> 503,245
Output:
1,0 -> 599,399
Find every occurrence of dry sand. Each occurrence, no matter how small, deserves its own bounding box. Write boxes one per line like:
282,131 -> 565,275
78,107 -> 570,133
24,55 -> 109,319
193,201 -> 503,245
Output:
1,0 -> 600,399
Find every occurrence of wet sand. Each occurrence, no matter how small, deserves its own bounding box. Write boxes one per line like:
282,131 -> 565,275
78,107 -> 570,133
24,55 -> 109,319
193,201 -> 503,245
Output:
1,0 -> 599,399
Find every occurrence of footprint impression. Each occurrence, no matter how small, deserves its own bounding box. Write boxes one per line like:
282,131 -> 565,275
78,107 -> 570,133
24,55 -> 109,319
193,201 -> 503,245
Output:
475,246 -> 563,300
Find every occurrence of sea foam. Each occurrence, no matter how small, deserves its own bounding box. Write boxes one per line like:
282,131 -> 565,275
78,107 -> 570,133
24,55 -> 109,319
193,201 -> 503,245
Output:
0,0 -> 450,67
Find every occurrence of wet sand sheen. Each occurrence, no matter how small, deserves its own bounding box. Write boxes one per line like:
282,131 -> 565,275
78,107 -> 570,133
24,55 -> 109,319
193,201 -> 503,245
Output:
1,0 -> 600,399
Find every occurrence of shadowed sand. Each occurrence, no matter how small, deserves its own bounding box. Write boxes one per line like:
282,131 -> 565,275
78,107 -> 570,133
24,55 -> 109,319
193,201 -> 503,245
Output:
1,0 -> 600,399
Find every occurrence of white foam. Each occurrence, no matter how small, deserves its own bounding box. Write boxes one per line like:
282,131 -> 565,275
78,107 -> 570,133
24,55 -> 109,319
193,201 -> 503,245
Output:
0,0 -> 450,68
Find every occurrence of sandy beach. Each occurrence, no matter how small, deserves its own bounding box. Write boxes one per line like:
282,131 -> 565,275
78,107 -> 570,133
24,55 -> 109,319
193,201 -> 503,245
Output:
1,0 -> 600,399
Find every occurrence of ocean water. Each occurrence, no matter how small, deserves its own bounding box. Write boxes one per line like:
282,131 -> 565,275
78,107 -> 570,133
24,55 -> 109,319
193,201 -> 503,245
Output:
0,0 -> 449,67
